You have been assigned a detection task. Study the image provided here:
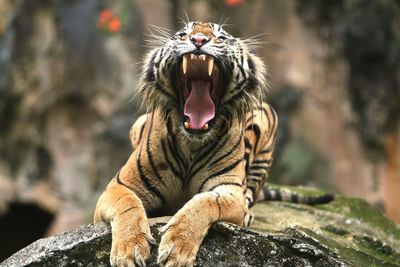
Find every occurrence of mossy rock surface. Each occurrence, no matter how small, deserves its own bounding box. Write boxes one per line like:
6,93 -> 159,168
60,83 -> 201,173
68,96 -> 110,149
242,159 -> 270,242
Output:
2,186 -> 400,266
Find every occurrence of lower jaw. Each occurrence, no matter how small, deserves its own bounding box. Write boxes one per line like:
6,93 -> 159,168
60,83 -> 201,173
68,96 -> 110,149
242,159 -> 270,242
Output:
182,122 -> 213,135
183,127 -> 210,135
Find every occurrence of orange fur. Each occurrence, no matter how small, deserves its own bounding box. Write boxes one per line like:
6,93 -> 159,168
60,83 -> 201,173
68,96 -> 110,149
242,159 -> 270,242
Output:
94,21 -> 277,267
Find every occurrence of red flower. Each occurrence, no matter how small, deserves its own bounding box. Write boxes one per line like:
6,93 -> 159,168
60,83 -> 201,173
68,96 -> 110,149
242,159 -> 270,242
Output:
108,17 -> 121,33
99,9 -> 113,22
97,8 -> 121,33
225,0 -> 244,6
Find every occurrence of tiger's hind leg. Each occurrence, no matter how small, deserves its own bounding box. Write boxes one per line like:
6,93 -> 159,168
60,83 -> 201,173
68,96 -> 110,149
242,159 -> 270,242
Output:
244,102 -> 278,226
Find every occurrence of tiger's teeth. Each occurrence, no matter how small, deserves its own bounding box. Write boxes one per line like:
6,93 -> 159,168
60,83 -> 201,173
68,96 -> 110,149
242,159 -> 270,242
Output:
182,56 -> 188,74
202,123 -> 209,130
199,55 -> 206,60
191,54 -> 195,60
208,58 -> 214,76
184,122 -> 189,129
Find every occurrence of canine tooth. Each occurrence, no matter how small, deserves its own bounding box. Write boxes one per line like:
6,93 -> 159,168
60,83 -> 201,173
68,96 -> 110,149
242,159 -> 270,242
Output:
203,123 -> 209,130
182,56 -> 188,74
208,58 -> 214,76
184,122 -> 189,128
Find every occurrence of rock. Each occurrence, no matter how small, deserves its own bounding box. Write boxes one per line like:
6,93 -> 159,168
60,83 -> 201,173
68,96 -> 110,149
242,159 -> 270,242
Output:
2,186 -> 400,266
0,222 -> 345,267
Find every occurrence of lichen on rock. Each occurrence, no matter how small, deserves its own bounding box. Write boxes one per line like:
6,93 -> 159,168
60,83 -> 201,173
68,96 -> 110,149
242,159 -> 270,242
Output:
2,186 -> 400,267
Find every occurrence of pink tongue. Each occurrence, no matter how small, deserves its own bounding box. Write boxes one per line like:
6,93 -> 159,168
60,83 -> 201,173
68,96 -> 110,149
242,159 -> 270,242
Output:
184,80 -> 215,130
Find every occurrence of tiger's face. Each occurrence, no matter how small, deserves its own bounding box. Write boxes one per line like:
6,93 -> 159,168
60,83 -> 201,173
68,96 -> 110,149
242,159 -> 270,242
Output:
139,21 -> 267,137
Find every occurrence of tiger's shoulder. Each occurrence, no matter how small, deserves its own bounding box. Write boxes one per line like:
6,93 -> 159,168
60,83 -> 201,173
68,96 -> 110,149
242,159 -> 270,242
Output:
129,114 -> 148,150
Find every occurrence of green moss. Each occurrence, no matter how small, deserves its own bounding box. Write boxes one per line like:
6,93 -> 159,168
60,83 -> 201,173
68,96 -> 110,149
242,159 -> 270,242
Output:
251,185 -> 400,266
318,196 -> 400,240
300,227 -> 398,267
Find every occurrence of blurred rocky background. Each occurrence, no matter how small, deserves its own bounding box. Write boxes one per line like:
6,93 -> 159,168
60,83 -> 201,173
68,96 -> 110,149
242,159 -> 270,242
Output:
0,0 -> 399,261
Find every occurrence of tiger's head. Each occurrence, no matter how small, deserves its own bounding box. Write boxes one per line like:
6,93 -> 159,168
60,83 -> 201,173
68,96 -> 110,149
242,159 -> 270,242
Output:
138,21 -> 267,137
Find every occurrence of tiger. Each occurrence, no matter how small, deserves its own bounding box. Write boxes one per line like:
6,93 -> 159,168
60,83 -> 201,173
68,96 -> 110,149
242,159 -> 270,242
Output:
94,21 -> 330,267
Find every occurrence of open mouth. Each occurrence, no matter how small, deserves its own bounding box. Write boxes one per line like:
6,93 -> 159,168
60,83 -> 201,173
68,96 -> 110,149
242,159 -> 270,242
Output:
178,53 -> 223,134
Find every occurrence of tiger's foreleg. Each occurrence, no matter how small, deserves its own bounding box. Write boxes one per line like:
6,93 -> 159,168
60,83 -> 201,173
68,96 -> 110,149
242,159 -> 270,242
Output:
157,184 -> 247,267
94,179 -> 155,267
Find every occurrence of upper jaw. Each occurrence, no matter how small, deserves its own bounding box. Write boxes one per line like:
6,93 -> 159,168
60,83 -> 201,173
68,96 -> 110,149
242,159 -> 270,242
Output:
181,53 -> 215,78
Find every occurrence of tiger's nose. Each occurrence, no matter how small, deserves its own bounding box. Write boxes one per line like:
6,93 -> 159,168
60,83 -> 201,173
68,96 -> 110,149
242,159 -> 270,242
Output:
190,34 -> 210,48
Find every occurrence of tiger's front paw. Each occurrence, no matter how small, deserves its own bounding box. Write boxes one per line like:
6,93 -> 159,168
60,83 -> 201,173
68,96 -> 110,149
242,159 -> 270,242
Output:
110,217 -> 156,267
157,216 -> 207,267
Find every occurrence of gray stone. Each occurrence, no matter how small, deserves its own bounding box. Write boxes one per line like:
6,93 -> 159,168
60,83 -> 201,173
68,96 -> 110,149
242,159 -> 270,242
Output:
2,186 -> 400,267
2,221 -> 346,267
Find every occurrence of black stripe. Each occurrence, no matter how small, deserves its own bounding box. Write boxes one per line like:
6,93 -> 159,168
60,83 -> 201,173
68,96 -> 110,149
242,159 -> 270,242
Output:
225,79 -> 247,104
244,137 -> 252,149
253,159 -> 273,165
161,139 -> 184,183
263,187 -> 271,200
250,165 -> 271,171
235,72 -> 240,81
274,190 -> 282,201
248,171 -> 266,177
138,123 -> 146,143
145,53 -> 157,82
189,135 -> 229,178
155,82 -> 176,101
248,57 -> 255,74
291,194 -> 299,203
159,47 -> 165,58
234,57 -> 246,78
161,55 -> 172,77
169,135 -> 187,168
199,158 -> 243,192
166,117 -> 188,170
146,113 -> 165,183
137,144 -> 165,203
115,171 -> 134,191
259,143 -> 274,154
244,151 -> 250,173
188,122 -> 230,177
246,114 -> 257,124
209,182 -> 243,191
167,139 -> 185,177
248,185 -> 256,194
265,107 -> 278,145
257,105 -> 269,117
119,206 -> 136,215
245,124 -> 260,156
247,176 -> 263,182
209,135 -> 242,167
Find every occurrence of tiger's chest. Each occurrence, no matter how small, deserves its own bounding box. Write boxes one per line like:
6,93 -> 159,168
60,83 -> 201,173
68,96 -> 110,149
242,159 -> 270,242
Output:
138,133 -> 246,213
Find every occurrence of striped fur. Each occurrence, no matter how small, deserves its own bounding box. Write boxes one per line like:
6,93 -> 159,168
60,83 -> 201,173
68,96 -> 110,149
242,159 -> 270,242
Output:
260,187 -> 335,205
94,21 -> 277,267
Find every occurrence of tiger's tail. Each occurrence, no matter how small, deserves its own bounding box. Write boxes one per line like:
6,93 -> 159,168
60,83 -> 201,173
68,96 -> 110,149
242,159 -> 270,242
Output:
259,186 -> 334,205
